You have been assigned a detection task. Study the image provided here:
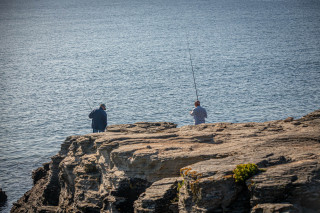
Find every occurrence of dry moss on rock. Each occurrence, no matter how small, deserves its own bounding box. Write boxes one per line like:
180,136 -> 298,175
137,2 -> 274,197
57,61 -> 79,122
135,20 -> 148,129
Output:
233,163 -> 261,183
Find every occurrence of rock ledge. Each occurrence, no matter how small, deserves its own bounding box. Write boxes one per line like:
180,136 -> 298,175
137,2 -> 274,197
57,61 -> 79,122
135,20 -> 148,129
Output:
11,111 -> 320,212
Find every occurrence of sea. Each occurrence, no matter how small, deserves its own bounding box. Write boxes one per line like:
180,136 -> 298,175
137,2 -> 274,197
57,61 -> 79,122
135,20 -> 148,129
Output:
0,0 -> 319,211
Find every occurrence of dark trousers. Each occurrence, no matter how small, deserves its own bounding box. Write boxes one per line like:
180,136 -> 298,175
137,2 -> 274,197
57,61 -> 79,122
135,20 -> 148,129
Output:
93,129 -> 104,133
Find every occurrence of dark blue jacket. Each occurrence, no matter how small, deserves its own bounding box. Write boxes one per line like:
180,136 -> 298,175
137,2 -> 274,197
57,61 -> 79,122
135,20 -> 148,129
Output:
89,107 -> 107,131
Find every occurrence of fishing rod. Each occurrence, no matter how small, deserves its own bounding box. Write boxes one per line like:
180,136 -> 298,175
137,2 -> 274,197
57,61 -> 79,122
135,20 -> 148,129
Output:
186,36 -> 199,101
82,75 -> 93,111
83,92 -> 93,111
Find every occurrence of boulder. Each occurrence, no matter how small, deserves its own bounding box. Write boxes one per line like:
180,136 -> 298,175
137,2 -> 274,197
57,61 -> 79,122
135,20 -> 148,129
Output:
134,177 -> 182,213
251,203 -> 300,213
284,117 -> 294,122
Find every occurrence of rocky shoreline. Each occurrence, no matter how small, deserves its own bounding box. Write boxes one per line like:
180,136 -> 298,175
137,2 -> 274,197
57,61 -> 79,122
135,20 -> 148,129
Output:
11,110 -> 320,213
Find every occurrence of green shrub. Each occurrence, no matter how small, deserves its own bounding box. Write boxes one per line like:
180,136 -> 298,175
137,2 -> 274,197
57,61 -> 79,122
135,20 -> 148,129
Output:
171,180 -> 184,203
233,163 -> 260,183
177,180 -> 184,191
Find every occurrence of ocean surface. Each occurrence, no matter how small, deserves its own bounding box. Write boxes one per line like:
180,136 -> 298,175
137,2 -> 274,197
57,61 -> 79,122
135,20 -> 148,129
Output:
0,0 -> 319,211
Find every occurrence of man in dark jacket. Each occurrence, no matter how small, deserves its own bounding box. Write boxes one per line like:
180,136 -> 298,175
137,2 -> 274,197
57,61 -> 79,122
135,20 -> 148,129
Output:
89,104 -> 107,133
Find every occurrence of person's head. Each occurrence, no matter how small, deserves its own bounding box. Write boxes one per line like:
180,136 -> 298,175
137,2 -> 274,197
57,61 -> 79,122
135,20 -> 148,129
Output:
194,100 -> 200,107
100,104 -> 106,110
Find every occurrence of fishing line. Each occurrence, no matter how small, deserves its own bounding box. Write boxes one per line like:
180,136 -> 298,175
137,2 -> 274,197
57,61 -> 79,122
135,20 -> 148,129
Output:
83,93 -> 93,111
186,35 -> 199,101
81,80 -> 93,111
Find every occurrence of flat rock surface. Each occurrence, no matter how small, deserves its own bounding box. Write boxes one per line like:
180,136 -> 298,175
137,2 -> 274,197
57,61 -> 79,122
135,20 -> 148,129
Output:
11,110 -> 320,213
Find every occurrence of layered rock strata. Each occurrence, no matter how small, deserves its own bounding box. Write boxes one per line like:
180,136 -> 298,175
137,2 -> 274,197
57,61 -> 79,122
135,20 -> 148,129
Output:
11,111 -> 320,212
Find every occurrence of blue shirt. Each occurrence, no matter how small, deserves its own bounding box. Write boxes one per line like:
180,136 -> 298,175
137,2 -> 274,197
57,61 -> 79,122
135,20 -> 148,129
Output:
89,107 -> 107,131
190,106 -> 207,125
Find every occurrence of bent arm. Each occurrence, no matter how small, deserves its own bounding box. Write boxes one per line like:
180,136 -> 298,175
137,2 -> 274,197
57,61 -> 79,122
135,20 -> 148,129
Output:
89,110 -> 94,119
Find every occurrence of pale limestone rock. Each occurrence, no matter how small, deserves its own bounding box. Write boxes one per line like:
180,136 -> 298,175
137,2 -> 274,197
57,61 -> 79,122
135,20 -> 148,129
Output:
134,177 -> 182,213
251,203 -> 301,213
11,111 -> 320,213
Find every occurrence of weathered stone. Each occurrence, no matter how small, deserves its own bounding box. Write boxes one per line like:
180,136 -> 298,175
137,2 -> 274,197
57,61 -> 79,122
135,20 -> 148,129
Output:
11,110 -> 320,212
249,159 -> 320,211
32,162 -> 50,185
251,203 -> 300,213
134,177 -> 182,213
107,122 -> 177,133
284,117 -> 294,122
178,158 -> 251,213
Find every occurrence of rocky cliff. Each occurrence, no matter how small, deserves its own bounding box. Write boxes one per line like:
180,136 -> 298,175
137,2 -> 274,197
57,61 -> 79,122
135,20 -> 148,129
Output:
11,110 -> 320,213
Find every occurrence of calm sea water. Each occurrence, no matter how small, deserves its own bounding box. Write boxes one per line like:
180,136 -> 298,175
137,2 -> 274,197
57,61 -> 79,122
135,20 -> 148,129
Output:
1,0 -> 319,211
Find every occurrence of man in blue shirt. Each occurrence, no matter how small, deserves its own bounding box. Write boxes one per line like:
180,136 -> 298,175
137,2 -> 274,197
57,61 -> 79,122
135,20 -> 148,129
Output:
89,104 -> 107,133
190,100 -> 207,125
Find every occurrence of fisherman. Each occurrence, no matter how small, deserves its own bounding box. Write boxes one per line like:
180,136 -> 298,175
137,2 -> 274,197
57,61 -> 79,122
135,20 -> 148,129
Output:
190,100 -> 207,125
89,103 -> 107,133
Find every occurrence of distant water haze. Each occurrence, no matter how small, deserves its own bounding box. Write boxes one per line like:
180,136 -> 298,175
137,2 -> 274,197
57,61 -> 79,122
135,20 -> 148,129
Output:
1,0 -> 320,211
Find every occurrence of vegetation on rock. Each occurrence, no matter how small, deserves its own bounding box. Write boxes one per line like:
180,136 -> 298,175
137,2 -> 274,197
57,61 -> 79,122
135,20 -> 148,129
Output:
233,163 -> 260,183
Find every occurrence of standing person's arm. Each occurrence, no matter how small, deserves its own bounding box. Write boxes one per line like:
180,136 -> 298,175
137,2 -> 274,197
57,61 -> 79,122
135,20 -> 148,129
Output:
190,108 -> 195,116
89,110 -> 95,119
